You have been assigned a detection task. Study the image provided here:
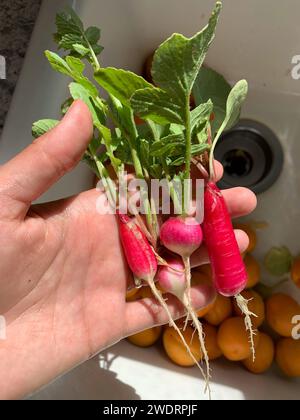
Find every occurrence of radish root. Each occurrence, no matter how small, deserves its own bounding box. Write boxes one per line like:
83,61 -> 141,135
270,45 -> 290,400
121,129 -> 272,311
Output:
235,294 -> 258,361
182,256 -> 192,330
181,256 -> 211,394
147,278 -> 210,395
183,293 -> 211,398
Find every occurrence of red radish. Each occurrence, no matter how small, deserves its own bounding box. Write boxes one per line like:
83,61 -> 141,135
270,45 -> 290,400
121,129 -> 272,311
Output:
202,182 -> 256,359
118,213 -> 207,378
160,216 -> 203,258
202,182 -> 247,297
156,257 -> 186,300
118,212 -> 157,282
160,216 -> 203,303
156,256 -> 212,393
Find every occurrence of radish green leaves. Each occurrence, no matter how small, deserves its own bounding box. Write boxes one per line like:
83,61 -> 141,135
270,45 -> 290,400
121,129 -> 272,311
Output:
151,2 -> 221,103
32,119 -> 59,138
94,68 -> 152,108
54,8 -> 103,66
32,1 -> 248,210
131,87 -> 184,125
130,1 -> 222,195
131,2 -> 221,127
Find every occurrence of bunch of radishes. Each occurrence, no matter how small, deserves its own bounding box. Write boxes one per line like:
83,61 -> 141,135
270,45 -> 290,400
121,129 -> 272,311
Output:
119,175 -> 255,394
33,0 -> 257,398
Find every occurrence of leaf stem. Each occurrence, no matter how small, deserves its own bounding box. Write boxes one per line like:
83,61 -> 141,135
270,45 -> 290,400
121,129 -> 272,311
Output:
109,109 -> 154,234
169,182 -> 182,215
81,30 -> 101,71
146,120 -> 182,215
129,144 -> 153,231
183,98 -> 192,215
92,153 -> 117,208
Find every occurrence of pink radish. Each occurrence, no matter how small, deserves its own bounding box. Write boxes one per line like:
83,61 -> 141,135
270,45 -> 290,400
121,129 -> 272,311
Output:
202,182 -> 256,359
156,257 -> 186,300
156,256 -> 212,394
160,216 -> 203,299
117,213 -> 208,378
160,216 -> 203,258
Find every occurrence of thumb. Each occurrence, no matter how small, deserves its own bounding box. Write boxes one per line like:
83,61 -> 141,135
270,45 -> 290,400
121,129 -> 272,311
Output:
0,100 -> 93,220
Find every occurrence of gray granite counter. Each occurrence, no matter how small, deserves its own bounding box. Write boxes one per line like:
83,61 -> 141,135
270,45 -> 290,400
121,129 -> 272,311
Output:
0,0 -> 42,136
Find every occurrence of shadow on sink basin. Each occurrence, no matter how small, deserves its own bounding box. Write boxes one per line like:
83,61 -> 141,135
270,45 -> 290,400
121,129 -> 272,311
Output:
29,354 -> 141,400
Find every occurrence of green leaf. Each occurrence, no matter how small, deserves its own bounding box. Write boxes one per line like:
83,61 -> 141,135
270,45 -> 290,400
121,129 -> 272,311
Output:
45,51 -> 72,77
139,139 -> 150,168
68,82 -> 105,126
109,95 -> 137,140
93,45 -> 104,55
170,156 -> 185,166
95,121 -> 112,145
77,77 -> 99,98
264,247 -> 293,277
193,66 -> 233,135
72,44 -> 90,56
89,136 -> 102,155
66,56 -> 99,97
66,56 -> 85,74
58,34 -> 82,50
147,120 -> 171,141
149,164 -> 163,179
191,143 -> 210,155
94,120 -> 121,170
85,27 -> 101,45
218,80 -> 248,138
150,134 -> 184,157
113,136 -> 133,165
191,99 -> 213,135
136,123 -> 151,139
46,50 -> 99,98
54,9 -> 103,63
32,119 -> 59,138
94,67 -> 152,107
56,10 -> 83,37
196,123 -> 209,144
220,80 -> 248,135
69,82 -> 98,123
169,124 -> 184,136
152,2 -> 222,104
210,80 -> 248,168
131,87 -> 184,125
106,152 -> 122,169
170,143 -> 209,166
82,153 -> 100,177
151,143 -> 178,158
61,98 -> 73,115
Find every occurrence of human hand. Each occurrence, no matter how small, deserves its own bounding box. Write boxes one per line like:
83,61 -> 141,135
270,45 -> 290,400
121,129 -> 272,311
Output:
0,101 -> 256,399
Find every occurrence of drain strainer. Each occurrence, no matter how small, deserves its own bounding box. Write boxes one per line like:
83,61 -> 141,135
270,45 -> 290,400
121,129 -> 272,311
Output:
215,119 -> 284,194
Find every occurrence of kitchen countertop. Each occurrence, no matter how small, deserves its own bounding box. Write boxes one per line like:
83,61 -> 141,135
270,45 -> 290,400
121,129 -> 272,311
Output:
0,0 -> 41,137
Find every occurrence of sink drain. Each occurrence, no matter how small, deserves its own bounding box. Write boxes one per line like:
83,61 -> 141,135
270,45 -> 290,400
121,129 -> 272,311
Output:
215,119 -> 284,194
